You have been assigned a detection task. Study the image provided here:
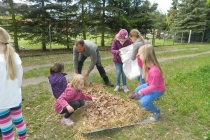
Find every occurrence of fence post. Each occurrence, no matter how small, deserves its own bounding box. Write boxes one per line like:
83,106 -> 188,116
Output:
152,29 -> 155,46
188,30 -> 192,43
181,32 -> 183,43
49,24 -> 52,53
173,32 -> 176,45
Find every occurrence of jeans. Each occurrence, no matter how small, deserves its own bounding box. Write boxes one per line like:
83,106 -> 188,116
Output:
115,62 -> 126,86
77,50 -> 110,83
138,68 -> 145,85
60,100 -> 85,118
135,83 -> 164,113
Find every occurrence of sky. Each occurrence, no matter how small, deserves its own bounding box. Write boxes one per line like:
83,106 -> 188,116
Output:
149,0 -> 172,14
2,0 -> 172,14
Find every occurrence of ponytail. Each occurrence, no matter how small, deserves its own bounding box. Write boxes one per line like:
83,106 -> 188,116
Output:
0,27 -> 17,80
50,62 -> 64,74
5,44 -> 17,80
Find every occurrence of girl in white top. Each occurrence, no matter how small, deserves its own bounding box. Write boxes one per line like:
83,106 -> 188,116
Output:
0,27 -> 26,140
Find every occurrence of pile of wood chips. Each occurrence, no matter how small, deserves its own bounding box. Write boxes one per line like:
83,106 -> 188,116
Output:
71,83 -> 150,137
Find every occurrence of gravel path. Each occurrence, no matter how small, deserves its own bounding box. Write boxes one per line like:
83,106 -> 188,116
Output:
22,49 -> 210,87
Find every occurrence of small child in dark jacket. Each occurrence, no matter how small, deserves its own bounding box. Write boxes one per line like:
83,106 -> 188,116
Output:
48,62 -> 68,99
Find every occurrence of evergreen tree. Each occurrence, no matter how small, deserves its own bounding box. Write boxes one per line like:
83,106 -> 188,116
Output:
167,0 -> 178,31
174,0 -> 207,32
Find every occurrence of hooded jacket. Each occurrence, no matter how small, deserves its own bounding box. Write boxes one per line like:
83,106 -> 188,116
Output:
48,73 -> 67,99
110,36 -> 132,63
55,87 -> 92,114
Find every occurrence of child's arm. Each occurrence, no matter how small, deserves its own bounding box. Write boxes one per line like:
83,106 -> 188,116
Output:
80,91 -> 97,101
92,97 -> 99,101
139,69 -> 161,95
57,88 -> 75,109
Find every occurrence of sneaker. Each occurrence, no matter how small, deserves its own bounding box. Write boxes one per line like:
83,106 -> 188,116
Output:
129,93 -> 139,99
149,112 -> 160,121
105,81 -> 114,87
61,117 -> 74,126
114,85 -> 120,92
122,85 -> 129,93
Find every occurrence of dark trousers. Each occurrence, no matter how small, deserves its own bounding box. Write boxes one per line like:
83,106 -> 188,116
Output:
60,100 -> 85,118
77,51 -> 109,83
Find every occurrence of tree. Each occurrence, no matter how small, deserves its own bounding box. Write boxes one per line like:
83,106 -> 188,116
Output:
2,0 -> 19,51
167,0 -> 178,31
174,0 -> 207,32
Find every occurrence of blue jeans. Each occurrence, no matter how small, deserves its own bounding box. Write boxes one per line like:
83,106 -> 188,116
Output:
135,84 -> 164,113
138,68 -> 145,85
115,62 -> 126,86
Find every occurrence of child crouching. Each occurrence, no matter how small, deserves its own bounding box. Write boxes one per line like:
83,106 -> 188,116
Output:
55,74 -> 98,126
129,44 -> 165,121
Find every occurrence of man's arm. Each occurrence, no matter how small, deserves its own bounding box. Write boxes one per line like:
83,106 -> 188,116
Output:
87,49 -> 97,73
73,47 -> 79,73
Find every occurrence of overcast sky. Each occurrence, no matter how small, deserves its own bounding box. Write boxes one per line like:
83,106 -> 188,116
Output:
149,0 -> 172,13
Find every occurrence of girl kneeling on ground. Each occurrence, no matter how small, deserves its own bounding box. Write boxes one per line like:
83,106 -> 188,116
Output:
55,74 -> 98,126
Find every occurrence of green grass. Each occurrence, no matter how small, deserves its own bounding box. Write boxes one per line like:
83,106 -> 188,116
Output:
18,35 -> 114,50
21,43 -> 210,139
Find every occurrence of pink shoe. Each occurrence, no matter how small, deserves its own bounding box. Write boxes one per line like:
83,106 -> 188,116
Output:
129,93 -> 139,99
122,85 -> 129,93
61,117 -> 74,126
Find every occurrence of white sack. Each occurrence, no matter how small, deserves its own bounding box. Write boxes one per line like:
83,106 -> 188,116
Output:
120,45 -> 140,80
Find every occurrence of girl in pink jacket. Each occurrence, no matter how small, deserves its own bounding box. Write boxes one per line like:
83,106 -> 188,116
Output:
129,44 -> 165,121
55,74 -> 98,126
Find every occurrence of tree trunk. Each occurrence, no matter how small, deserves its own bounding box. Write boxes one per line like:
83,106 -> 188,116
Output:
82,0 -> 86,40
41,0 -> 47,51
101,0 -> 105,47
66,0 -> 70,49
9,0 -> 19,52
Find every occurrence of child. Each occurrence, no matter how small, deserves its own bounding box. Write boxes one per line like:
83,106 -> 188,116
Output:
48,62 -> 68,99
0,27 -> 27,139
55,74 -> 98,126
110,29 -> 132,92
129,29 -> 151,85
129,44 -> 165,121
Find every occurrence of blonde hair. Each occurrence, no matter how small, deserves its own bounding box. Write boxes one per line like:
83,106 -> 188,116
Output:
0,27 -> 17,80
129,29 -> 145,44
69,74 -> 86,90
138,44 -> 162,80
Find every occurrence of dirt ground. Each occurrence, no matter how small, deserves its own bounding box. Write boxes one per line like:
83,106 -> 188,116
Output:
22,49 -> 210,87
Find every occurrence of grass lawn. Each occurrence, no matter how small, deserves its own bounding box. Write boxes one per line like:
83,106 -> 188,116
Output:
21,43 -> 210,140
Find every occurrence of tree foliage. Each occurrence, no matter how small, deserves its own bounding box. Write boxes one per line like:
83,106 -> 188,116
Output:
0,0 -> 168,49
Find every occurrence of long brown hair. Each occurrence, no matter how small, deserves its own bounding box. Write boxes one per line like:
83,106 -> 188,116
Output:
129,29 -> 145,44
0,27 -> 17,80
138,44 -> 162,80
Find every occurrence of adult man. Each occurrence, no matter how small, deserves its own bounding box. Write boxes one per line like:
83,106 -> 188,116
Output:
73,39 -> 114,87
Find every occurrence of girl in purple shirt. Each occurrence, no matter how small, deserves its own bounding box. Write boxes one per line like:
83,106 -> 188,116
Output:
110,29 -> 132,93
129,44 -> 165,121
48,62 -> 68,99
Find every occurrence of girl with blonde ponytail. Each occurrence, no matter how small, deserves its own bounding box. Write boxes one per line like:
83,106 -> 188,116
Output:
129,44 -> 165,122
129,29 -> 151,85
0,27 -> 27,140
